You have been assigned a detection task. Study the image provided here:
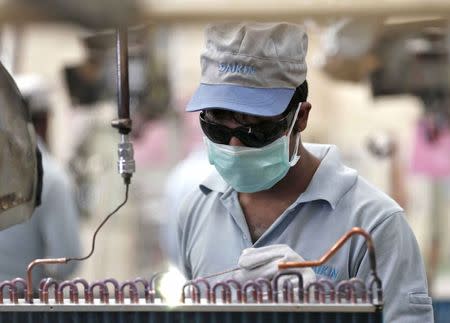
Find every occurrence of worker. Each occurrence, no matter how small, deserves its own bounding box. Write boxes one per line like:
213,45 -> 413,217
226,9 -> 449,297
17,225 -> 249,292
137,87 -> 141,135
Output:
0,74 -> 81,287
176,22 -> 433,322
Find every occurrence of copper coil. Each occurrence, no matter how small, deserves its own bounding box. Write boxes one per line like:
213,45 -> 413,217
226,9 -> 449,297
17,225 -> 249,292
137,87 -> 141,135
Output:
103,278 -> 121,303
42,278 -> 59,304
336,281 -> 356,304
0,281 -> 17,304
194,278 -> 211,304
149,272 -> 164,303
369,275 -> 383,305
211,282 -> 231,304
134,278 -> 150,303
305,281 -> 326,303
255,278 -> 273,303
349,278 -> 367,303
57,281 -> 79,304
282,280 -> 295,303
273,271 -> 304,303
242,281 -> 262,304
225,279 -> 242,303
120,281 -> 139,304
72,278 -> 90,302
181,281 -> 201,304
318,279 -> 336,303
39,278 -> 50,302
89,281 -> 109,304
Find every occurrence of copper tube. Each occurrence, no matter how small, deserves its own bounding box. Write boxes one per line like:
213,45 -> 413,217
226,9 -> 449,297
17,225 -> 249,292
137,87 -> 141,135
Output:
349,278 -> 367,303
282,280 -> 295,303
318,279 -> 335,303
181,281 -> 201,304
211,282 -> 231,304
243,281 -> 262,304
134,278 -> 150,303
39,278 -> 50,302
336,281 -> 356,303
72,278 -> 90,302
225,279 -> 242,303
278,227 -> 378,273
57,281 -> 79,304
0,281 -> 16,304
26,258 -> 67,303
256,278 -> 273,303
42,278 -> 59,304
273,271 -> 304,303
149,272 -> 164,303
119,281 -> 138,304
89,281 -> 109,304
104,278 -> 121,304
305,282 -> 326,303
11,278 -> 27,303
194,278 -> 211,303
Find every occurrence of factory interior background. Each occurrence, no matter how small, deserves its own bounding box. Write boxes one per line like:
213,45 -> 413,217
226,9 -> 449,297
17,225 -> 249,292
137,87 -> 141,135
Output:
1,0 -> 450,307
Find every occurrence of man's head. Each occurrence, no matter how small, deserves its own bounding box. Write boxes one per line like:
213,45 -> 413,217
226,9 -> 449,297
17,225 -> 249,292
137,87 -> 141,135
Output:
186,22 -> 311,193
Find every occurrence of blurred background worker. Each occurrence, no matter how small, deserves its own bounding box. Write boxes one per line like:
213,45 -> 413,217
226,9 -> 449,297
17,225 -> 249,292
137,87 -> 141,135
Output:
0,74 -> 81,288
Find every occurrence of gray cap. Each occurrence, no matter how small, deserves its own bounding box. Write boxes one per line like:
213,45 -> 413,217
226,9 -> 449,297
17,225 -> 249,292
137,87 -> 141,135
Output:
187,22 -> 308,116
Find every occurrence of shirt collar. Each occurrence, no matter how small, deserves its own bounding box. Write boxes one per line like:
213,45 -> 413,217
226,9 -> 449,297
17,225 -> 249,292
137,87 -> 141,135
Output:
296,143 -> 358,209
199,143 -> 358,209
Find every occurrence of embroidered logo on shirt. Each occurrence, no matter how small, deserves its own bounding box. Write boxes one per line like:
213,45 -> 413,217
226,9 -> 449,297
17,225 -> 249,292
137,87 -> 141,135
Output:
313,265 -> 339,280
218,63 -> 256,75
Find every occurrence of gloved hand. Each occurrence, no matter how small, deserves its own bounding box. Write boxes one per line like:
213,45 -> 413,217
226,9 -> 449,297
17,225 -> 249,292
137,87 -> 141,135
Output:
232,244 -> 316,287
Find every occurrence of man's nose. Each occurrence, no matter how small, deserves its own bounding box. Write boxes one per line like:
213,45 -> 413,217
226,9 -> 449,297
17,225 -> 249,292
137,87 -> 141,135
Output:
229,136 -> 246,147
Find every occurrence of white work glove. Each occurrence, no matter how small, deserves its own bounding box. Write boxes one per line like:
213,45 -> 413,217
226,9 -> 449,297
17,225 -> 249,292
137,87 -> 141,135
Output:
232,244 -> 316,287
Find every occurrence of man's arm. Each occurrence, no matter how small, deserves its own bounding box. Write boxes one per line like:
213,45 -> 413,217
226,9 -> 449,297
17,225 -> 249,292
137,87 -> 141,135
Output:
355,211 -> 433,323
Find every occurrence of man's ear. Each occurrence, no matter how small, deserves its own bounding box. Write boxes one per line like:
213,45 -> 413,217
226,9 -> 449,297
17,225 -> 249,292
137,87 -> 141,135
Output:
294,101 -> 311,132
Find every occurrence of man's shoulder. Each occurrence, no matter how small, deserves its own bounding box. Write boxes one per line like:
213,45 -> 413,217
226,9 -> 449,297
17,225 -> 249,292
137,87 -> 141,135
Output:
341,174 -> 404,227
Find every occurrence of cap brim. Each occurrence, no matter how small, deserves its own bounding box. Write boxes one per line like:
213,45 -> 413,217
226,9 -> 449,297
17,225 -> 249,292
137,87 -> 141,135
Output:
186,83 -> 295,117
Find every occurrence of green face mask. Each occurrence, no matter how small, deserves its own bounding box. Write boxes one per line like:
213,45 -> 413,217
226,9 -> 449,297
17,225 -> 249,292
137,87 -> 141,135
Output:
205,107 -> 301,193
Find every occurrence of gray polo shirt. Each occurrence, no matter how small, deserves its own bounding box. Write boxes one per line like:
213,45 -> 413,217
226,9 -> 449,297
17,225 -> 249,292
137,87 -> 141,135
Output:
176,143 -> 433,323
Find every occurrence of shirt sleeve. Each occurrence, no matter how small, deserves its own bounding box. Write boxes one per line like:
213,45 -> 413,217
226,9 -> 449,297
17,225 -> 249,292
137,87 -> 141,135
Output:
355,211 -> 433,323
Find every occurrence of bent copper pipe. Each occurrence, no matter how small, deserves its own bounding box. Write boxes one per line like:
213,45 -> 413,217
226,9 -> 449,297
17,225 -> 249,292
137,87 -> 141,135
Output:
194,278 -> 211,303
278,227 -> 379,276
0,281 -> 17,304
243,281 -> 262,304
26,258 -> 67,303
318,279 -> 335,303
181,281 -> 201,304
57,281 -> 79,304
226,279 -> 242,303
256,278 -> 273,302
119,281 -> 138,304
11,278 -> 27,303
73,278 -> 90,302
305,281 -> 326,303
211,282 -> 231,304
149,272 -> 164,303
104,278 -> 121,303
282,280 -> 295,303
42,278 -> 59,304
134,278 -> 150,303
349,278 -> 367,303
273,271 -> 303,303
89,281 -> 109,304
336,281 -> 356,303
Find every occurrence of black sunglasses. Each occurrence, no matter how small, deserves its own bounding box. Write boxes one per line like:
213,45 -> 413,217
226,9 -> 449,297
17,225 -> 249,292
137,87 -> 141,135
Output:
199,109 -> 296,148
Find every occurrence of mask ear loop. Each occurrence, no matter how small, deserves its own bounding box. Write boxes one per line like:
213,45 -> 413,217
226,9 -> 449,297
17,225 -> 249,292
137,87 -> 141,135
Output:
287,104 -> 302,166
